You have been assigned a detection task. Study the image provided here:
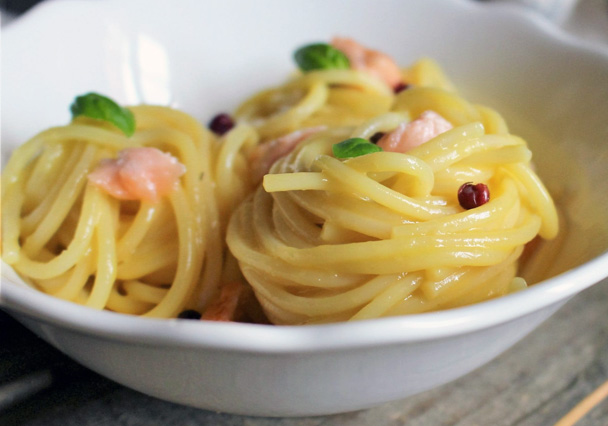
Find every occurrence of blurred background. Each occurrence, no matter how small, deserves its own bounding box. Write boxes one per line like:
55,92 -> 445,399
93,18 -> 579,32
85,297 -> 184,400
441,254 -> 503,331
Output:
4,0 -> 606,45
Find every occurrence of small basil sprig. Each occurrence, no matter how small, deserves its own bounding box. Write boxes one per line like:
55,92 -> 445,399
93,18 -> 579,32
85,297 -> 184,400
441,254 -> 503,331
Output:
70,93 -> 135,137
332,138 -> 382,158
294,43 -> 350,72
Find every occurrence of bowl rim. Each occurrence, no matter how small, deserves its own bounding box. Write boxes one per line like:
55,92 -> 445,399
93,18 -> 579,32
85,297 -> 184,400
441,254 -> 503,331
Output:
3,252 -> 608,353
2,0 -> 608,354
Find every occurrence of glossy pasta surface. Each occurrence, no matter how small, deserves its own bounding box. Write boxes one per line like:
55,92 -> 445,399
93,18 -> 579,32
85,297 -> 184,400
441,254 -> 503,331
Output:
1,43 -> 559,324
2,107 -> 230,317
226,58 -> 559,325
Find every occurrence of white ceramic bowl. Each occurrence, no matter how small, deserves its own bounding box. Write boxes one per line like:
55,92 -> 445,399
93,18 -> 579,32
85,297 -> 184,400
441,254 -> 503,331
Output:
2,0 -> 608,417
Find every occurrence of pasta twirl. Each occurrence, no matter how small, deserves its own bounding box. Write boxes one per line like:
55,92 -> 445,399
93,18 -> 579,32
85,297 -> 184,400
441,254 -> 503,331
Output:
1,106 -> 244,318
2,38 -> 560,324
226,55 -> 559,325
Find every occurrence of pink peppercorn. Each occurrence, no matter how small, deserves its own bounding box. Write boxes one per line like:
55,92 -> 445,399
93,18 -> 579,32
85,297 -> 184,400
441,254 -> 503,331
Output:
369,132 -> 385,144
208,113 -> 235,135
458,182 -> 490,210
393,82 -> 410,94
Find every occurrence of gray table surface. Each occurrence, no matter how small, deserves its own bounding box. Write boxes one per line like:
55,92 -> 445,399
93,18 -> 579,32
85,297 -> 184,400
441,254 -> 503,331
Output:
1,278 -> 607,426
2,1 -> 608,425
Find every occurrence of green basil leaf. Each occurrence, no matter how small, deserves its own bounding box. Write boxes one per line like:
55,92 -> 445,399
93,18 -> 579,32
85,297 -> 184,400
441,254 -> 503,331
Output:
294,43 -> 350,72
70,93 -> 135,137
332,138 -> 382,158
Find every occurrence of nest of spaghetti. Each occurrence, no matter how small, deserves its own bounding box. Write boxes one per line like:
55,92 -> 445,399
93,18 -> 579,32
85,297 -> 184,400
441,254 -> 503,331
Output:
1,106 -> 244,319
2,37 -> 560,324
227,86 -> 559,325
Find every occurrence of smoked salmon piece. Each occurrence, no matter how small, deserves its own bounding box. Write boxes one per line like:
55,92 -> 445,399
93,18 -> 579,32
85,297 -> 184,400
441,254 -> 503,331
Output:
331,37 -> 403,89
249,126 -> 325,183
88,147 -> 186,202
377,110 -> 452,153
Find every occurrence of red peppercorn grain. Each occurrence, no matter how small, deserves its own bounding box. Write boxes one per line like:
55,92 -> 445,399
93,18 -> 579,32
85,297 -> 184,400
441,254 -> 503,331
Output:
208,113 -> 235,135
369,132 -> 385,144
393,82 -> 410,94
177,309 -> 202,320
458,182 -> 490,210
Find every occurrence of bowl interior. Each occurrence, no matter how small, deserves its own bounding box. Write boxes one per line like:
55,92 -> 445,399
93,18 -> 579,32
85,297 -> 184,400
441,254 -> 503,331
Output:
2,0 -> 608,328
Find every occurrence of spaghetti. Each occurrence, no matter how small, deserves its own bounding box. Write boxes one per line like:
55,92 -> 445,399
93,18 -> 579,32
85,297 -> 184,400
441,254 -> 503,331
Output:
1,38 -> 559,324
1,106 -> 245,318
225,42 -> 559,325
